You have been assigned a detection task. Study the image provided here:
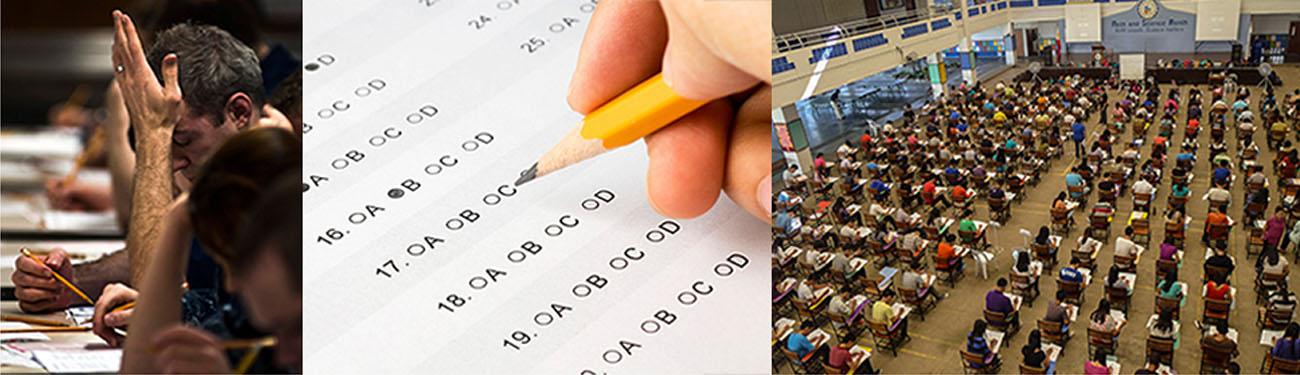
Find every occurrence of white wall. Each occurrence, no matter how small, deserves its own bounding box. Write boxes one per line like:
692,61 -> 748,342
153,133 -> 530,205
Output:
1253,14 -> 1300,35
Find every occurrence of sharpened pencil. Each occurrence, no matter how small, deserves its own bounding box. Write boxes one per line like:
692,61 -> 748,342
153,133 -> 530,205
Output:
515,73 -> 708,186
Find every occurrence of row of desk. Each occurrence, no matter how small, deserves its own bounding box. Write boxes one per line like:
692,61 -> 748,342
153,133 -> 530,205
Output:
1012,66 -> 1283,86
1,128 -> 124,373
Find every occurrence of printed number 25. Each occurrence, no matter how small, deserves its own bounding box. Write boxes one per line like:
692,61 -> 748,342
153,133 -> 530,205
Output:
520,37 -> 545,54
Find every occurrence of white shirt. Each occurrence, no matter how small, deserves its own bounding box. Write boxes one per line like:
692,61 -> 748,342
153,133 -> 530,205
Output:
1133,180 -> 1155,195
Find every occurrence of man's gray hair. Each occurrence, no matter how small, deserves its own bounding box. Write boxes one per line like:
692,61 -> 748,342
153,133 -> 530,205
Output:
147,23 -> 264,121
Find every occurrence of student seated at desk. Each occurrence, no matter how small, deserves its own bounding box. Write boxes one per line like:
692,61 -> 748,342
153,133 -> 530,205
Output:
116,128 -> 301,373
1200,320 -> 1239,360
828,289 -> 854,327
936,235 -> 964,273
1157,269 -> 1184,304
1133,178 -> 1155,197
1273,324 -> 1300,361
1105,266 -> 1133,296
827,333 -> 872,373
1083,350 -> 1109,375
1147,307 -> 1180,349
1011,254 -> 1039,292
795,279 -> 831,303
1260,284 -> 1297,322
1114,226 -> 1141,261
787,320 -> 827,362
1090,202 -> 1114,220
1089,299 -> 1125,340
871,290 -> 908,337
1022,329 -> 1055,374
1060,257 -> 1086,283
901,263 -> 941,303
1044,291 -> 1074,334
1158,239 -> 1180,265
1257,246 -> 1290,278
1205,273 -> 1234,303
1265,209 -> 1288,254
1052,192 -> 1069,211
986,278 -> 1019,326
1205,245 -> 1236,279
1170,181 -> 1190,198
966,319 -> 1001,369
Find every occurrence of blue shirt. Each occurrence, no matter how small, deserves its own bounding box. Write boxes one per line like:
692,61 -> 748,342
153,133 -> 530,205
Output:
1177,153 -> 1194,162
870,180 -> 889,193
1065,173 -> 1084,187
787,332 -> 814,357
1072,123 -> 1087,141
1213,168 -> 1230,183
1275,338 -> 1300,360
1059,267 -> 1083,283
776,213 -> 795,235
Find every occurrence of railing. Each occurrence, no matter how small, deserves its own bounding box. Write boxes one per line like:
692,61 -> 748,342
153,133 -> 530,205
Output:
772,5 -> 958,53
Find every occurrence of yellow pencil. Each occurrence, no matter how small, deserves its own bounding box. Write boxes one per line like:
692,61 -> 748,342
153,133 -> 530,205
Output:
19,248 -> 94,305
2,315 -> 71,327
0,326 -> 91,333
109,301 -> 135,314
514,73 -> 708,186
225,336 -> 276,374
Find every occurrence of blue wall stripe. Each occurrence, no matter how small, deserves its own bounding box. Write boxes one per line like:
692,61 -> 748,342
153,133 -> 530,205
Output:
851,34 -> 890,51
1010,0 -> 1035,7
901,24 -> 929,39
930,19 -> 952,31
772,57 -> 796,75
955,11 -> 963,20
1038,0 -> 1067,5
808,43 -> 848,64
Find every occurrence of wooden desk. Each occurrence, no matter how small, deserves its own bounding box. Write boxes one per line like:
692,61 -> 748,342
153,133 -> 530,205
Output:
0,301 -> 110,374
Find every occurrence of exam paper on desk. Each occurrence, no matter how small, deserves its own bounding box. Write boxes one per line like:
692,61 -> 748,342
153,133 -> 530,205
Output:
302,1 -> 766,373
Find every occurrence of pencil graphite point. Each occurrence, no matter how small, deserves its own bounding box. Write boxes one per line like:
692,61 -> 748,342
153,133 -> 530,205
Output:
515,162 -> 539,186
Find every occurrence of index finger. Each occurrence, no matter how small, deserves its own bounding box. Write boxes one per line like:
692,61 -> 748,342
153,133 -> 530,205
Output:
15,255 -> 52,278
121,13 -> 155,85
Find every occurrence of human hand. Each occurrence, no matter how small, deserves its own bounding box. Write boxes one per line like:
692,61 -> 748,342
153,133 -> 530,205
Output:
152,325 -> 232,374
11,249 -> 78,313
568,0 -> 771,222
111,11 -> 182,137
92,283 -> 137,347
259,104 -> 294,132
45,178 -> 114,211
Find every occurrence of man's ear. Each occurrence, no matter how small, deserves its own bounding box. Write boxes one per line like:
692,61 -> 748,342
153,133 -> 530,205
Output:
225,92 -> 255,130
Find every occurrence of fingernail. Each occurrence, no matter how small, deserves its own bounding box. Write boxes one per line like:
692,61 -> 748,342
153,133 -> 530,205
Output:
757,174 -> 772,217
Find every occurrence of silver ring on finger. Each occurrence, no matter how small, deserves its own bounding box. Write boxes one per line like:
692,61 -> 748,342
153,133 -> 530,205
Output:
115,65 -> 125,73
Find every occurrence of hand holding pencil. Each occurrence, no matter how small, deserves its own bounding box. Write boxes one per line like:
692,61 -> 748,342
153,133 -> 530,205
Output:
11,248 -> 82,313
558,0 -> 772,221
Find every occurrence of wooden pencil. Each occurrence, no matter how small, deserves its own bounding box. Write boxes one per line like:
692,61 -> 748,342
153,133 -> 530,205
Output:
2,315 -> 71,327
0,326 -> 91,333
19,248 -> 94,305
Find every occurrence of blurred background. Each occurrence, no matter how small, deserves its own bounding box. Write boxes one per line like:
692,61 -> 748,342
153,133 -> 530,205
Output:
1,0 -> 302,125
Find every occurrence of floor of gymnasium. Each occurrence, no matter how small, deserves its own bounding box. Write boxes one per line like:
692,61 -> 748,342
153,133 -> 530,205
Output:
776,60 -> 1299,374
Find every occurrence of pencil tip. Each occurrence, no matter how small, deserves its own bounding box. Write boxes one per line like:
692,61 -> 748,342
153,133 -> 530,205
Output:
515,163 -> 538,186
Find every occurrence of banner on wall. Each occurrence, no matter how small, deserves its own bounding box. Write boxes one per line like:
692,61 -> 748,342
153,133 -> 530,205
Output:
1101,0 -> 1196,53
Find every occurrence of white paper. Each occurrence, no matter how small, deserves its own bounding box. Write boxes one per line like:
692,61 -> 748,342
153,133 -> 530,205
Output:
303,1 -> 767,373
30,348 -> 121,373
0,322 -> 49,342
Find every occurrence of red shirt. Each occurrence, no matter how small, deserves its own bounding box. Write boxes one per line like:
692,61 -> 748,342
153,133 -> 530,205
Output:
1206,281 -> 1231,300
937,242 -> 956,268
828,346 -> 853,369
860,134 -> 872,148
952,186 -> 968,201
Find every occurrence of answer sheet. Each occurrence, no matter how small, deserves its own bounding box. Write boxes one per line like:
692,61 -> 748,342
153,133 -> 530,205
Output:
303,1 -> 767,373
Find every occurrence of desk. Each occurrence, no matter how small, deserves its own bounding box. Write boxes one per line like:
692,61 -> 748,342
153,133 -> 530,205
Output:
1147,67 -> 1283,85
1014,67 -> 1112,82
0,301 -> 110,374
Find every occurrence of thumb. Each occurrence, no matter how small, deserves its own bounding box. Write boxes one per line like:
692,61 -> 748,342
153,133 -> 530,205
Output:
162,53 -> 181,98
